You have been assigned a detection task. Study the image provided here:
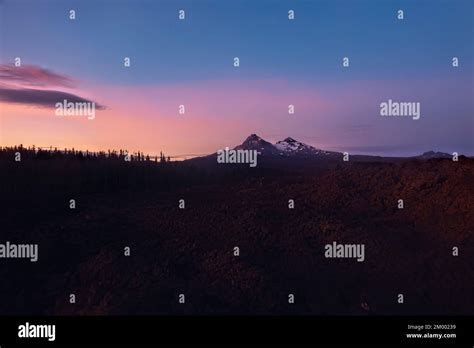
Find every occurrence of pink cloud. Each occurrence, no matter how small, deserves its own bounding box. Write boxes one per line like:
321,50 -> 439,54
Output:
0,64 -> 75,88
0,64 -> 106,110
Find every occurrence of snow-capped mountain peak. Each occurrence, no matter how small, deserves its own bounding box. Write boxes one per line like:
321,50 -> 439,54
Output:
275,137 -> 328,155
232,134 -> 334,157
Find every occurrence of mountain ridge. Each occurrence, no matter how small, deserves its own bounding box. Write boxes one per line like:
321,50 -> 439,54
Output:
232,133 -> 456,159
235,133 -> 338,157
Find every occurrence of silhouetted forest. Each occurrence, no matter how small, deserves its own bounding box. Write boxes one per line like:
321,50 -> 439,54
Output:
0,144 -> 295,204
0,145 -> 472,315
0,145 -> 209,197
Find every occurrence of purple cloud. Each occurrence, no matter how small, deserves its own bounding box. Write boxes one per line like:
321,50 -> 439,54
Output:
0,87 -> 106,109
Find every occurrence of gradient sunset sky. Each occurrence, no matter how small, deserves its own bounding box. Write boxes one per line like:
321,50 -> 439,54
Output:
0,0 -> 472,157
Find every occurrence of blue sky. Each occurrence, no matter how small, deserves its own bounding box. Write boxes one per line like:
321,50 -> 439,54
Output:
2,0 -> 472,83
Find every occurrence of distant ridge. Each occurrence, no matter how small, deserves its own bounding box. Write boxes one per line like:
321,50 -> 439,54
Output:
233,134 -> 459,159
185,134 -> 466,168
417,151 -> 452,159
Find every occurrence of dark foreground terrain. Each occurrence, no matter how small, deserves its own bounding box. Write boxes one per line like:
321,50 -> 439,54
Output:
0,149 -> 473,315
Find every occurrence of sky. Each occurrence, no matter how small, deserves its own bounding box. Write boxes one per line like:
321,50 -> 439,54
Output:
0,0 -> 473,157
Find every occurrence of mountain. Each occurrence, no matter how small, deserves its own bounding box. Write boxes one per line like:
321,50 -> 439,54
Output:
233,134 -> 281,156
234,135 -> 459,161
275,137 -> 332,156
188,134 -> 460,169
234,134 -> 336,157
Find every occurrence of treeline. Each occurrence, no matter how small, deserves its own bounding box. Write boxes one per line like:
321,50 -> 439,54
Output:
0,145 -> 171,162
0,145 -> 210,204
